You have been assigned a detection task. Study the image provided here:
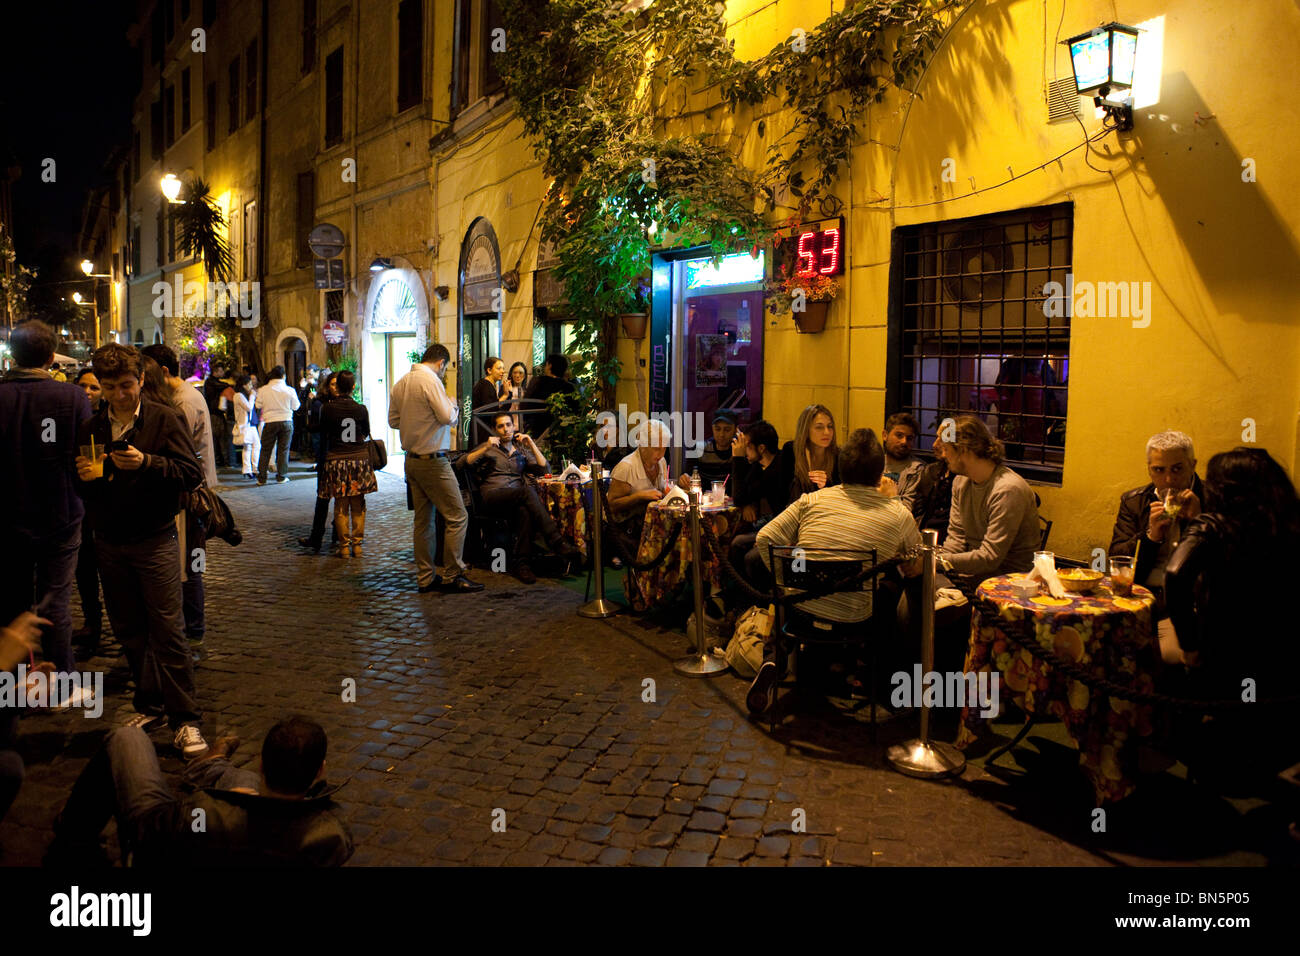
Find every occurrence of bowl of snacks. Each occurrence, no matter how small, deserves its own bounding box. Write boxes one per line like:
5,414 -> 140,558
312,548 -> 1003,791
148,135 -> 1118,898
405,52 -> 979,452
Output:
1057,568 -> 1104,594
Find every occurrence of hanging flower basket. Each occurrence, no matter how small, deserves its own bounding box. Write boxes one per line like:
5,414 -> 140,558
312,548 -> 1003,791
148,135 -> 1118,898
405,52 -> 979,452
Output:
793,299 -> 830,334
619,312 -> 649,339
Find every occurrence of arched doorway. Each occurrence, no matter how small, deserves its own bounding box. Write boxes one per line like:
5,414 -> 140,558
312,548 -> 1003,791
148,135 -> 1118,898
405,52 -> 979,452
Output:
458,217 -> 503,445
276,328 -> 310,388
363,267 -> 428,457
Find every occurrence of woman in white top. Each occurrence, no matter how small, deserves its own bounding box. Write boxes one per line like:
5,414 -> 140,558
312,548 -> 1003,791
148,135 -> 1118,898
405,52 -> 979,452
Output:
607,419 -> 672,529
225,374 -> 261,479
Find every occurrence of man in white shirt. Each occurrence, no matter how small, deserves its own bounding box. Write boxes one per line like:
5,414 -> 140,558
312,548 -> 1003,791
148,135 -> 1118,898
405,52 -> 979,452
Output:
388,343 -> 483,594
254,365 -> 300,485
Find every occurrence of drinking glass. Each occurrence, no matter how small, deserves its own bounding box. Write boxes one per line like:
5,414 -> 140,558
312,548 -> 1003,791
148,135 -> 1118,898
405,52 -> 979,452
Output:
711,481 -> 726,506
1033,550 -> 1055,571
79,444 -> 107,480
1109,555 -> 1135,597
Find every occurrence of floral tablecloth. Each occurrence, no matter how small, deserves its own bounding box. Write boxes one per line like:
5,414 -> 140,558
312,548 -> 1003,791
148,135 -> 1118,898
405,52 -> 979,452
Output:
536,478 -> 590,560
956,574 -> 1159,804
624,503 -> 739,612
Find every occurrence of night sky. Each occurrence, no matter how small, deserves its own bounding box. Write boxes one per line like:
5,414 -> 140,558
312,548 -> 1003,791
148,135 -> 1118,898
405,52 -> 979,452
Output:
1,0 -> 134,284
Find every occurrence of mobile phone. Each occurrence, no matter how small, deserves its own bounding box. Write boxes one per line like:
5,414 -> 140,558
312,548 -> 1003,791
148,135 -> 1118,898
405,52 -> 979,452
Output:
108,440 -> 129,452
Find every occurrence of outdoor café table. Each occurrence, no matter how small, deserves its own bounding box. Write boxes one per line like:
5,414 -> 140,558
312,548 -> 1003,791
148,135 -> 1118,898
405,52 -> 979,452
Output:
623,499 -> 740,612
535,476 -> 590,559
955,573 -> 1159,804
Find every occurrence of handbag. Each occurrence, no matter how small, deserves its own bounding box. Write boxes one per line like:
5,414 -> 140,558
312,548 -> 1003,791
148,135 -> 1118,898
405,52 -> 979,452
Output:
367,438 -> 388,470
724,604 -> 775,678
231,421 -> 244,446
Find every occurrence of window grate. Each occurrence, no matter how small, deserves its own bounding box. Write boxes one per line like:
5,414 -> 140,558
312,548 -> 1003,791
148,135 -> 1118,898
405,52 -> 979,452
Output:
893,203 -> 1072,483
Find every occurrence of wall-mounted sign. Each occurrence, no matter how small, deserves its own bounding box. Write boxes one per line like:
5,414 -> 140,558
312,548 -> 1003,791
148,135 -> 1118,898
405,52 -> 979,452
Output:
684,251 -> 766,293
308,223 -> 346,259
314,257 -> 345,290
323,320 -> 347,345
777,217 -> 844,278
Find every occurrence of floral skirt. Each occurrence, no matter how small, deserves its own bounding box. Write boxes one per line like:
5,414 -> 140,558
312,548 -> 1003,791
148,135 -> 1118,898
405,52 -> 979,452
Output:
319,450 -> 378,498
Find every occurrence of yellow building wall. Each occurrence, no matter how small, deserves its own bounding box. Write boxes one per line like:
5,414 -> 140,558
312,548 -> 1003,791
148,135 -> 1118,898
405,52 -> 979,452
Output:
428,0 -> 1300,557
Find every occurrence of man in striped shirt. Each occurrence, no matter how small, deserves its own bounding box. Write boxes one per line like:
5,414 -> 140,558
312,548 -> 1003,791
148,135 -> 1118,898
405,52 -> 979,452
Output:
748,428 -> 921,715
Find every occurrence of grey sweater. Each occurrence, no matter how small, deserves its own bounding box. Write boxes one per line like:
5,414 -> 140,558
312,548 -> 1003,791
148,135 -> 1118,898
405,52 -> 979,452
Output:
942,464 -> 1040,580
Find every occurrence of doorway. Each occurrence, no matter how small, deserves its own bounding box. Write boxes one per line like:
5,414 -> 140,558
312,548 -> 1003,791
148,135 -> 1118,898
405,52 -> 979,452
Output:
666,252 -> 765,477
283,337 -> 307,388
457,314 -> 500,445
363,331 -> 416,458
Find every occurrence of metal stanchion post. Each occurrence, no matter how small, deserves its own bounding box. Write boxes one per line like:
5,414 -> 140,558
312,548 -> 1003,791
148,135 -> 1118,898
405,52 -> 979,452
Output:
887,529 -> 966,778
674,487 -> 728,677
578,460 -> 621,619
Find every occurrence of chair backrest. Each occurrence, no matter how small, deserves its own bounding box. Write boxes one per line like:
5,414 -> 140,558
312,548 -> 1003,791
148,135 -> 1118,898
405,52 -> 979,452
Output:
767,544 -> 884,626
1038,515 -> 1052,549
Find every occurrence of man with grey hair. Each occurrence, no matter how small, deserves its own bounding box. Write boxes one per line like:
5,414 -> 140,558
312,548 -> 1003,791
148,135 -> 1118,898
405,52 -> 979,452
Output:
1110,429 -> 1203,662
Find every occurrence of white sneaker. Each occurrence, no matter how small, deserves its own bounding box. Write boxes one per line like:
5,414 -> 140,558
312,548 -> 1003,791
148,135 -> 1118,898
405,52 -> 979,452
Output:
122,712 -> 167,732
174,724 -> 209,759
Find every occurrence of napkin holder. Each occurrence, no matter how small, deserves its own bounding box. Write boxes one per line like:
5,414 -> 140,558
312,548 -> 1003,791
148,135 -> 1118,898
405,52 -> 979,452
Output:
557,463 -> 590,483
1028,554 -> 1068,599
655,484 -> 691,509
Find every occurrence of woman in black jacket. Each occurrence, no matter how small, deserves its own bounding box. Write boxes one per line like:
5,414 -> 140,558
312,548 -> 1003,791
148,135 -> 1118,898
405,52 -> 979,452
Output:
318,371 -> 378,557
471,356 -> 505,445
1164,447 -> 1300,783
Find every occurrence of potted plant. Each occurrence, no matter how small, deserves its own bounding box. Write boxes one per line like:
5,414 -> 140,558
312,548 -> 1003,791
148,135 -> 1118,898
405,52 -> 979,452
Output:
765,266 -> 840,334
618,276 -> 652,339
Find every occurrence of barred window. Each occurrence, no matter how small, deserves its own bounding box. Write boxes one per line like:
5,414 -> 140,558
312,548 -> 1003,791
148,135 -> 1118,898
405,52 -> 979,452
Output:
893,203 -> 1072,483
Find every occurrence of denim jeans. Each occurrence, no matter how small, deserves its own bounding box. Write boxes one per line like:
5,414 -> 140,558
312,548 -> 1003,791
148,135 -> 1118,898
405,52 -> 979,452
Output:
258,420 -> 293,481
0,524 -> 80,673
405,455 -> 468,583
95,527 -> 200,728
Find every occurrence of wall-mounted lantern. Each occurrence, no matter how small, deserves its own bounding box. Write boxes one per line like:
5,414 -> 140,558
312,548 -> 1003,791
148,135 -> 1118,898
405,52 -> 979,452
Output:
1064,22 -> 1140,131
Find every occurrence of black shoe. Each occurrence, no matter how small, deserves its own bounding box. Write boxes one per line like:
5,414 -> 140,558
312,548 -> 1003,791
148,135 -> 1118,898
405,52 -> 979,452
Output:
298,537 -> 322,552
513,563 -> 538,585
746,661 -> 780,716
417,576 -> 445,594
551,538 -> 582,560
441,574 -> 484,593
257,479 -> 266,485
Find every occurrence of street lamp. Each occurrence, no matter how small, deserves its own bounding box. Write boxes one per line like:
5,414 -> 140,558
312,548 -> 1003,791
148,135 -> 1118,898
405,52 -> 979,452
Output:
78,259 -> 111,348
161,172 -> 185,204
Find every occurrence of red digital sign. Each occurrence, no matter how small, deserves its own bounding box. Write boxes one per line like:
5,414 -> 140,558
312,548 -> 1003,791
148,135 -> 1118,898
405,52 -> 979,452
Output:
782,218 -> 845,277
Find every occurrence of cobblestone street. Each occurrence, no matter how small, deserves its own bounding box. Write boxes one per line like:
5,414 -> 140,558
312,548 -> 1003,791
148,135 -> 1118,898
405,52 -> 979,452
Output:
0,465 -> 1281,867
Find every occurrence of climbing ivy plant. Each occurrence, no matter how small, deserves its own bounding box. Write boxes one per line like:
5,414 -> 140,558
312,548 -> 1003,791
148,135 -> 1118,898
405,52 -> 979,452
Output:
497,0 -> 960,405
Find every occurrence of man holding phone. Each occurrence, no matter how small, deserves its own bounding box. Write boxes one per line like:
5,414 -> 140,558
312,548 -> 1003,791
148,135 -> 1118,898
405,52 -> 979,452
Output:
74,344 -> 208,759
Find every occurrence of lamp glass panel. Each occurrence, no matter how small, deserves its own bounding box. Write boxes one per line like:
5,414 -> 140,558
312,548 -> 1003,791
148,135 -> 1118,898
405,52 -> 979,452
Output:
1069,33 -> 1111,92
1110,30 -> 1138,87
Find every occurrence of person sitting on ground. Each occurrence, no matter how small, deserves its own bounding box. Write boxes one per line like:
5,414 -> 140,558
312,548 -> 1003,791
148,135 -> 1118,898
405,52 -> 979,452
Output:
745,428 -> 922,716
607,419 -> 671,533
779,403 -> 841,501
1109,429 -> 1203,663
464,411 -> 581,584
49,715 -> 353,866
1,612 -> 45,824
1163,447 -> 1300,786
934,415 -> 1040,592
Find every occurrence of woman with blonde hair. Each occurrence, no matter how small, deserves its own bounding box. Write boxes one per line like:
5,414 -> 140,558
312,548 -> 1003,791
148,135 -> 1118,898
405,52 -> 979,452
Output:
779,403 -> 841,501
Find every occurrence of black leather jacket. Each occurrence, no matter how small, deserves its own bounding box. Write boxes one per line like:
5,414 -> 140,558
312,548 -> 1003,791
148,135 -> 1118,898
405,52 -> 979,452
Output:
1109,473 -> 1205,586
